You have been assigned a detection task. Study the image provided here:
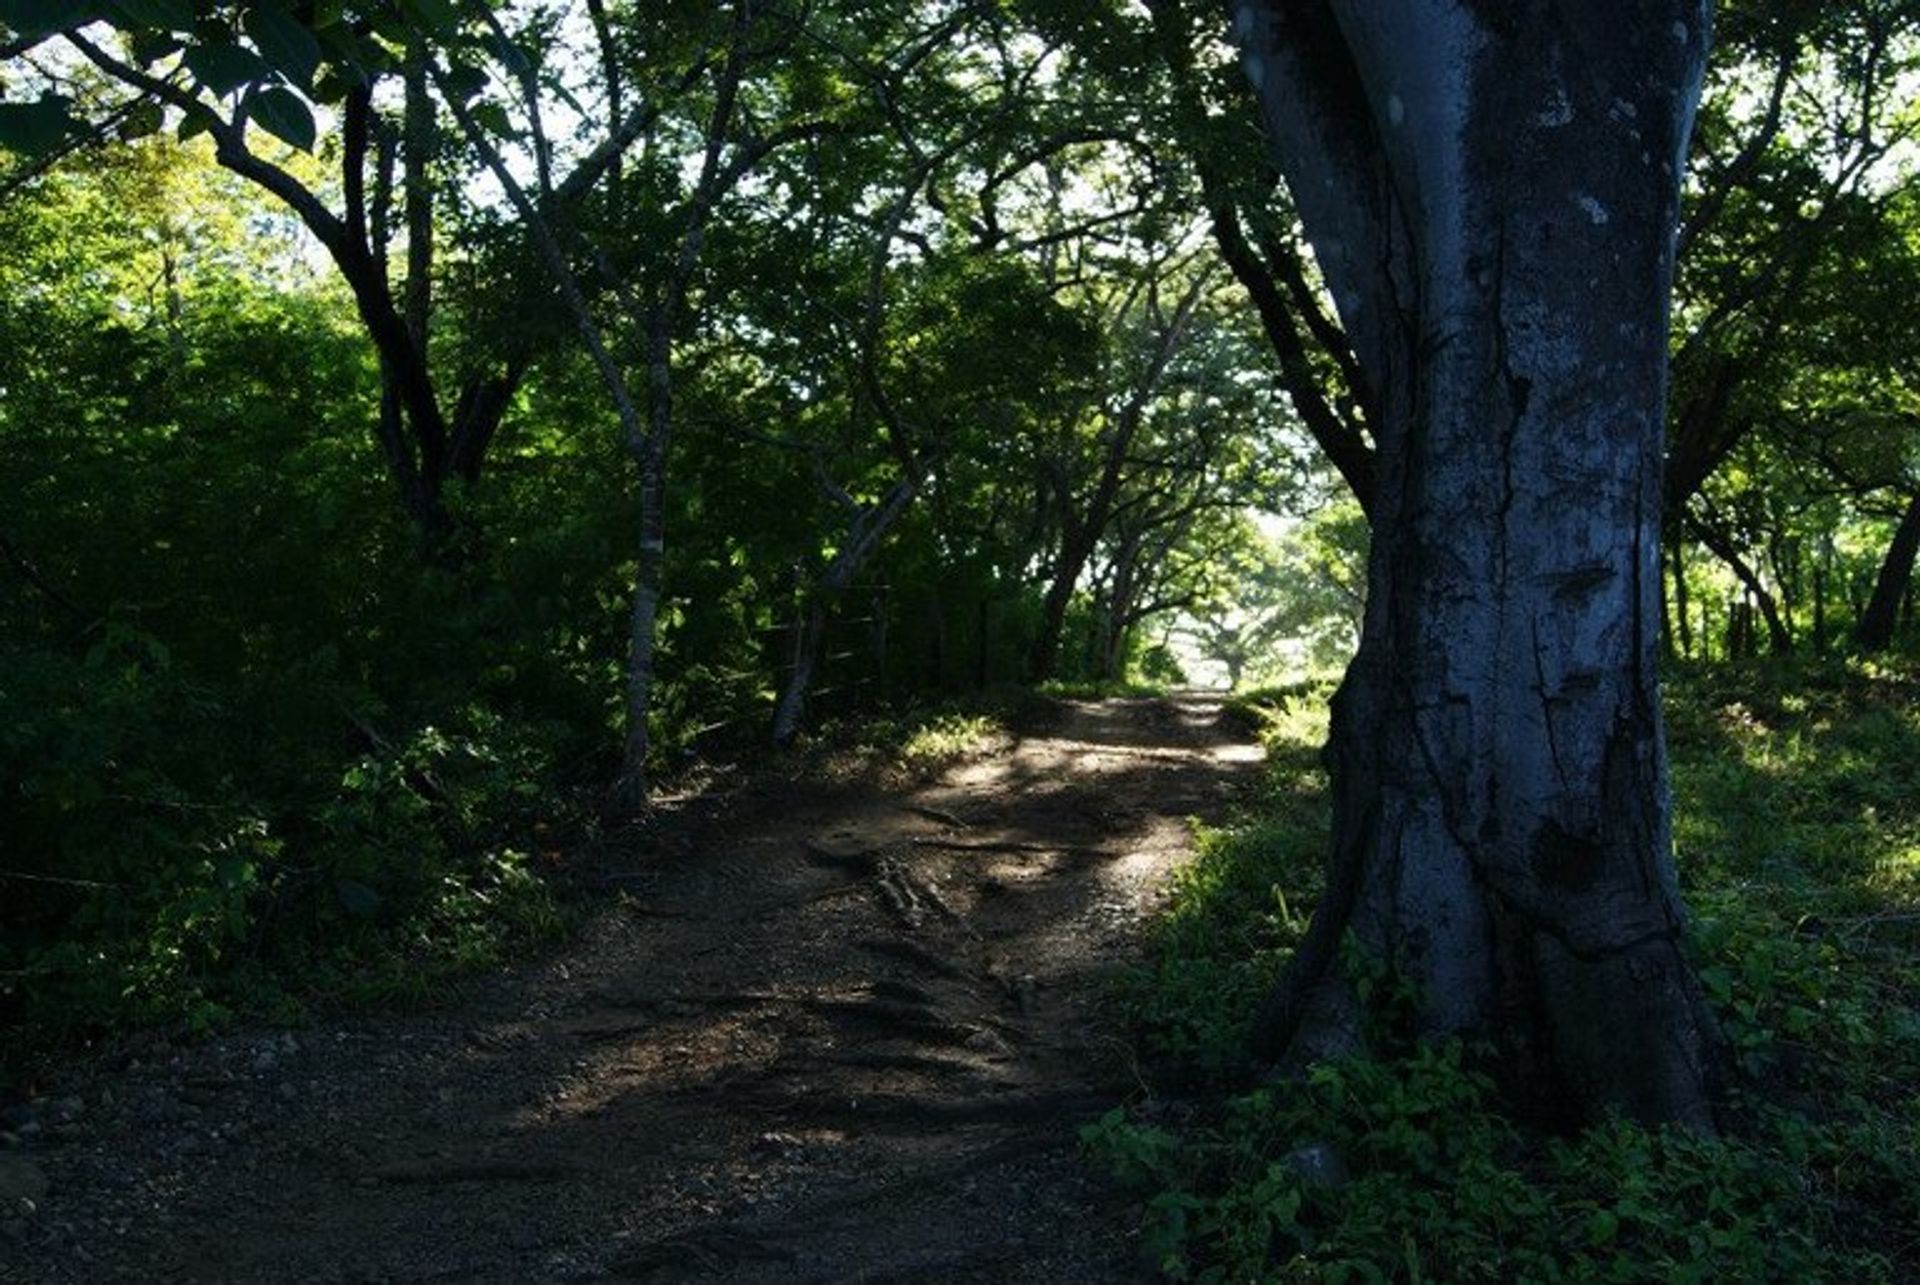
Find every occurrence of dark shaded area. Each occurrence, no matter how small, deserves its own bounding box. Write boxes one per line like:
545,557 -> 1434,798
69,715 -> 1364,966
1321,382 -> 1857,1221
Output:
0,696 -> 1263,1283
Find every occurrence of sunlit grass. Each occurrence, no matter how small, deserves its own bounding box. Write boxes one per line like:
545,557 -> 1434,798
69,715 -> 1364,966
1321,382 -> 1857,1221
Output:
898,711 -> 1003,774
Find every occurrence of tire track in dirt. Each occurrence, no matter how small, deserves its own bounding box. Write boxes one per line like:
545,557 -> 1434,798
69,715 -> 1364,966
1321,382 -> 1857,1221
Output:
2,694 -> 1264,1283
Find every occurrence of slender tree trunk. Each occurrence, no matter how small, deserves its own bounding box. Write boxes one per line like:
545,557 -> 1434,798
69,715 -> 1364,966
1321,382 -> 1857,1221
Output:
1236,0 -> 1721,1126
771,479 -> 916,744
1854,488 -> 1920,653
1098,535 -> 1146,682
1772,533 -> 1799,645
1812,536 -> 1830,656
1672,541 -> 1694,659
1693,520 -> 1792,655
619,437 -> 666,805
402,42 -> 434,372
931,599 -> 949,688
614,307 -> 675,809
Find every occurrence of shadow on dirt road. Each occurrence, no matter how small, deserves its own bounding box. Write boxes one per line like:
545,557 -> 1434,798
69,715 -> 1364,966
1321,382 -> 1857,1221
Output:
3,693 -> 1265,1283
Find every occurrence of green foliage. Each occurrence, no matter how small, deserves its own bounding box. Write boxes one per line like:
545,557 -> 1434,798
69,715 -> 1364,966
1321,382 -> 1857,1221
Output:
0,144 -> 593,1074
1091,667 -> 1920,1281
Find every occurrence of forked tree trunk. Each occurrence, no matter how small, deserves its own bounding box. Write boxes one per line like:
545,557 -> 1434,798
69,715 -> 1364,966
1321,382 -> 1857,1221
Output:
771,478 -> 917,745
1235,0 -> 1722,1127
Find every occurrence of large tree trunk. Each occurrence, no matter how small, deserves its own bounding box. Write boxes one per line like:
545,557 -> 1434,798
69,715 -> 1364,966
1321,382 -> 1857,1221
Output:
1235,0 -> 1722,1127
1853,488 -> 1920,653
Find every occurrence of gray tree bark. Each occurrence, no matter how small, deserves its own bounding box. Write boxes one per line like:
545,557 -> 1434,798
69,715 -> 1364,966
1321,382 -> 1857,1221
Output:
1234,0 -> 1723,1126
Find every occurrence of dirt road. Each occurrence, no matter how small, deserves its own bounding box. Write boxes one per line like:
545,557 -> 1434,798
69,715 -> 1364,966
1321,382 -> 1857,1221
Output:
2,694 -> 1264,1282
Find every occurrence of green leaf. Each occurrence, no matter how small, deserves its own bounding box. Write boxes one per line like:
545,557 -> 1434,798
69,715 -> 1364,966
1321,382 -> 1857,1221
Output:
249,84 -> 315,151
243,4 -> 322,91
310,65 -> 356,106
481,31 -> 531,77
185,42 -> 273,97
0,93 -> 76,158
397,0 -> 458,36
334,877 -> 383,917
470,101 -> 516,140
127,26 -> 183,65
176,102 -> 219,141
443,61 -> 487,102
108,0 -> 195,31
118,100 -> 165,141
0,0 -> 106,38
214,856 -> 256,891
316,23 -> 389,81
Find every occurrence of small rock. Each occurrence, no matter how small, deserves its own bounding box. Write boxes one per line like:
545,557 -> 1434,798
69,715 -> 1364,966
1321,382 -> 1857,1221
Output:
95,1164 -> 137,1190
276,1082 -> 297,1102
51,1097 -> 83,1122
251,1051 -> 278,1074
0,1155 -> 50,1207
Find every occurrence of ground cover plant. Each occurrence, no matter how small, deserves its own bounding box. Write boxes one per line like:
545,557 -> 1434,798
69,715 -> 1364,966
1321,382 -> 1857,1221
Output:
1089,662 -> 1920,1281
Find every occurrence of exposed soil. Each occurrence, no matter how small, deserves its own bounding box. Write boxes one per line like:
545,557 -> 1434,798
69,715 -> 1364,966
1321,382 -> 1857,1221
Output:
1,694 -> 1264,1283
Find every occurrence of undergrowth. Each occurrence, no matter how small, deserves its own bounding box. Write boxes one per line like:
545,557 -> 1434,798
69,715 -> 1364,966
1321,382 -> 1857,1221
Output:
1037,677 -> 1171,700
0,629 -> 580,1087
1090,661 -> 1920,1281
807,694 -> 1017,784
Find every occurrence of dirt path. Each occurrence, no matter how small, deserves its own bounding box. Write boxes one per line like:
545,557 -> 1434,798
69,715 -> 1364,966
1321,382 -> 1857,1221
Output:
2,694 -> 1264,1283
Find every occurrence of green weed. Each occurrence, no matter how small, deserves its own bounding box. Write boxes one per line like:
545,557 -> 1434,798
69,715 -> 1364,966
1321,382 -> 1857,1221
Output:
1090,661 -> 1920,1281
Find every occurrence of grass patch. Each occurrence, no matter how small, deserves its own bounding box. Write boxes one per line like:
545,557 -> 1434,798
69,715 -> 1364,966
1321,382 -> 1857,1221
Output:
897,711 -> 1005,776
1037,677 -> 1171,700
805,695 -> 1017,785
1089,660 -> 1920,1281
